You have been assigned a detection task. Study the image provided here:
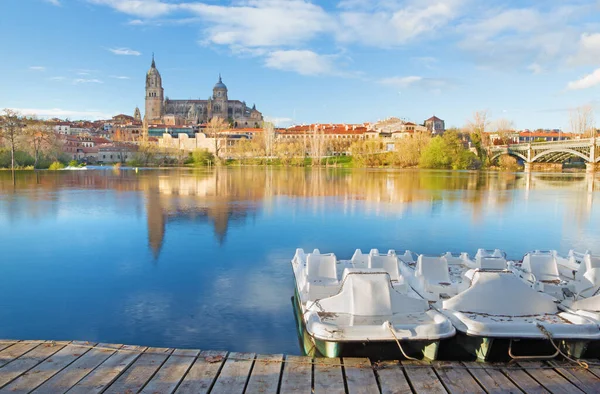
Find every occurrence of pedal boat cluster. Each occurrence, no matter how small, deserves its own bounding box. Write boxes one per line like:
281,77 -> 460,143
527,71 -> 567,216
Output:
291,248 -> 600,361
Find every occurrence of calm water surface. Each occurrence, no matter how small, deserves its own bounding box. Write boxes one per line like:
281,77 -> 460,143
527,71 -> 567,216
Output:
0,168 -> 599,354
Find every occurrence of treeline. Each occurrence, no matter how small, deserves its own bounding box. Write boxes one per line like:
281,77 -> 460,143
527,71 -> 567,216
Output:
0,109 -> 68,170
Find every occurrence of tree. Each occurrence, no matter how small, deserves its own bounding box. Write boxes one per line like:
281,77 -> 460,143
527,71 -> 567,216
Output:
308,126 -> 329,165
262,121 -> 276,159
492,118 -> 515,145
0,109 -> 25,176
569,105 -> 596,138
464,110 -> 490,162
23,117 -> 56,168
206,117 -> 228,160
392,132 -> 431,167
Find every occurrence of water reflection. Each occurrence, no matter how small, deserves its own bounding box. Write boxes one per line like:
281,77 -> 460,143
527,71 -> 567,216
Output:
0,169 -> 598,354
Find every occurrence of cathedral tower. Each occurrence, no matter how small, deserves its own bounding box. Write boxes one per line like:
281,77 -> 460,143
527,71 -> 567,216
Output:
211,74 -> 228,119
145,54 -> 164,122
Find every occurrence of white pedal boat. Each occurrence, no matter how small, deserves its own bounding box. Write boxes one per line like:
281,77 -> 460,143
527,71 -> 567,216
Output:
291,249 -> 455,359
401,250 -> 600,360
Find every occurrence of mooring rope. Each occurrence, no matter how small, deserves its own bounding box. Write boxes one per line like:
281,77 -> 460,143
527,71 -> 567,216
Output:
386,321 -> 419,361
535,323 -> 590,369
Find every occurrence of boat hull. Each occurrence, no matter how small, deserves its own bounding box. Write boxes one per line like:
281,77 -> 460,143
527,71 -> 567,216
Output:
451,332 -> 589,362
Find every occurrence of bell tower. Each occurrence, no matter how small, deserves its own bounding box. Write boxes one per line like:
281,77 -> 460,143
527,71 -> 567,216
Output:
145,54 -> 164,122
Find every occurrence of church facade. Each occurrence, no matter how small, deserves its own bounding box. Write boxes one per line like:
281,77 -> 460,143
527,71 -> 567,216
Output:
144,56 -> 263,128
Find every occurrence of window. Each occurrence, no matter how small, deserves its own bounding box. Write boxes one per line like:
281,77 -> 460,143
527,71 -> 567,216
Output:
103,155 -> 106,159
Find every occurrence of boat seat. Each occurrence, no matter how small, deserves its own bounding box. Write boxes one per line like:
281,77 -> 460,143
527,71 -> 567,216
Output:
576,253 -> 600,282
369,253 -> 401,282
416,255 -> 459,296
522,251 -> 560,282
306,251 -> 338,285
317,270 -> 427,316
474,249 -> 507,270
443,271 -> 557,316
350,249 -> 368,269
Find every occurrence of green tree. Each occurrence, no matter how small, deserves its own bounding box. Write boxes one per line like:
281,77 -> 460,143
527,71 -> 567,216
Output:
419,136 -> 452,168
192,149 -> 215,166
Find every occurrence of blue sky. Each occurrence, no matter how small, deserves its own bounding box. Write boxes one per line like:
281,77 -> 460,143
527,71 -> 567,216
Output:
1,0 -> 600,129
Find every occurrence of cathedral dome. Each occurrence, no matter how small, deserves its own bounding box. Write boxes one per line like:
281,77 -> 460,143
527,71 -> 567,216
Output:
214,74 -> 227,90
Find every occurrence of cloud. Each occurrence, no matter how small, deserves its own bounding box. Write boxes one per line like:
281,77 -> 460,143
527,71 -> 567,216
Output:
110,75 -> 131,79
264,116 -> 293,127
73,78 -> 103,84
567,68 -> 600,90
43,0 -> 61,6
87,0 -> 176,18
568,33 -> 600,66
379,75 -> 455,90
527,63 -> 544,74
108,47 -> 142,56
29,66 -> 46,71
49,76 -> 66,81
7,107 -> 113,120
264,50 -> 337,75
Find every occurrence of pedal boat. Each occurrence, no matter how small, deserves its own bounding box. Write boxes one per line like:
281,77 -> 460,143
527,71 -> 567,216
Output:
291,248 -> 455,359
401,250 -> 600,361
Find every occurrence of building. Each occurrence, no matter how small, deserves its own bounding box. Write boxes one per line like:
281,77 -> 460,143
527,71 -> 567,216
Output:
97,143 -> 138,163
145,55 -> 263,128
424,116 -> 445,135
518,130 -> 574,143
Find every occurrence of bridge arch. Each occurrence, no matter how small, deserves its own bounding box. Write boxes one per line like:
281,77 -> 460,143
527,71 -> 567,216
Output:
530,148 -> 590,163
490,150 -> 527,163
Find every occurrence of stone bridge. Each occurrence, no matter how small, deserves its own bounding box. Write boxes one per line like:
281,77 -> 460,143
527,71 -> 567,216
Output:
489,137 -> 599,171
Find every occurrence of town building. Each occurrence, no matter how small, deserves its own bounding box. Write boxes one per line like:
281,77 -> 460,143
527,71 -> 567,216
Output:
424,116 -> 445,134
144,55 -> 263,128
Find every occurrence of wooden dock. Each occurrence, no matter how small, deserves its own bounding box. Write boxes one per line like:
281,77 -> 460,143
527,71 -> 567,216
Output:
1,340 -> 599,393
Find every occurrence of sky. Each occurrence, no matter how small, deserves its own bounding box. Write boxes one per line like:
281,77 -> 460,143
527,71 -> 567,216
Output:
1,0 -> 600,129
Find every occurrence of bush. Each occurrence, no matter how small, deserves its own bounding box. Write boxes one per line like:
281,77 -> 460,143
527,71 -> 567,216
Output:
192,149 -> 215,166
48,161 -> 65,170
68,160 -> 78,167
499,155 -> 521,171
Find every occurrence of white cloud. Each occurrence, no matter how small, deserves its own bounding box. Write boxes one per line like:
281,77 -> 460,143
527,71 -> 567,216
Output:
567,68 -> 600,90
108,47 -> 142,56
379,75 -> 454,90
110,75 -> 131,79
43,0 -> 61,6
182,1 -> 331,48
49,76 -> 66,81
568,33 -> 600,66
87,0 -> 176,18
29,66 -> 46,71
264,116 -> 293,127
264,50 -> 337,75
73,78 -> 103,84
8,107 -> 113,120
527,63 -> 544,74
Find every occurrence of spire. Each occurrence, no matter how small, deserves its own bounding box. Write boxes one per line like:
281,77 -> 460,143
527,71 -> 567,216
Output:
151,52 -> 155,68
218,73 -> 222,83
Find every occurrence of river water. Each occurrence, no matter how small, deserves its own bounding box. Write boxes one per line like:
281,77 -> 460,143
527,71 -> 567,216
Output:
0,168 -> 598,354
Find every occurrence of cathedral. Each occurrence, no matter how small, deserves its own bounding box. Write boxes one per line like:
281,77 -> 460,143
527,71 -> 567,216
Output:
144,55 -> 264,128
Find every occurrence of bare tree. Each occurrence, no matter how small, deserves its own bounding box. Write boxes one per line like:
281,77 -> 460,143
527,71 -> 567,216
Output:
23,117 -> 56,168
492,118 -> 515,145
0,109 -> 25,176
308,126 -> 328,165
206,117 -> 228,160
262,121 -> 275,159
464,110 -> 490,160
569,105 -> 596,138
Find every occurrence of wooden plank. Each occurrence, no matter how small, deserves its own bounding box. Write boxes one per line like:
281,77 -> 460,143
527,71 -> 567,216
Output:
313,357 -> 344,394
102,347 -> 172,394
31,343 -> 121,394
0,341 -> 18,353
463,362 -> 522,394
279,355 -> 312,394
66,345 -> 146,394
374,361 -> 412,394
0,341 -> 46,368
210,352 -> 255,394
139,348 -> 199,394
547,360 -> 600,393
402,360 -> 447,394
175,350 -> 227,394
343,357 -> 379,394
500,364 -> 549,394
245,354 -> 284,394
518,361 -> 584,394
0,341 -> 90,394
0,342 -> 66,389
433,361 -> 484,394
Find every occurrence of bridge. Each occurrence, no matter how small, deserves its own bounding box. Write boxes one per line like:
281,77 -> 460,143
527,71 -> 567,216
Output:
489,137 -> 599,171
